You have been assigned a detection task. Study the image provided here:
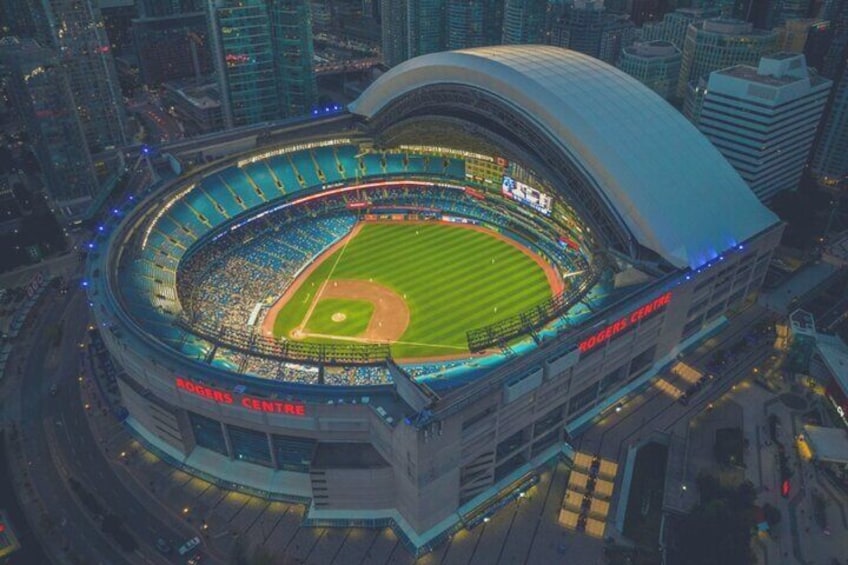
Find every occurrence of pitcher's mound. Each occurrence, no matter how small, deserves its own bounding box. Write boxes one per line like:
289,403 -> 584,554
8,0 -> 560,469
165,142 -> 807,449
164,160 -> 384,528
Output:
331,312 -> 347,323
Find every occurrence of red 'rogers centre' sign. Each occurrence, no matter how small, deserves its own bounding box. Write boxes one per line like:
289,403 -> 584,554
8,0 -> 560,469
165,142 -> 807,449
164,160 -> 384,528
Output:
175,377 -> 306,416
578,291 -> 673,354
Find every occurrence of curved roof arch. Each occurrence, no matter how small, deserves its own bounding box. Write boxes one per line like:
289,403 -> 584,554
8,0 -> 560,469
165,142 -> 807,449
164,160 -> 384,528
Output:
350,45 -> 779,269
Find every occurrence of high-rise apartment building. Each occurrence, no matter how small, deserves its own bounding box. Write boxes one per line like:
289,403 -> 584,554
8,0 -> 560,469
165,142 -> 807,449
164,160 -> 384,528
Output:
501,0 -> 548,44
0,37 -> 99,219
380,0 -> 409,66
676,18 -> 780,98
270,0 -> 316,117
640,7 -> 720,50
446,0 -> 504,50
695,53 -> 831,202
408,0 -> 447,57
4,0 -> 128,153
810,0 -> 848,188
132,13 -> 212,86
207,0 -> 315,128
617,40 -> 681,99
778,18 -> 827,53
550,0 -> 634,65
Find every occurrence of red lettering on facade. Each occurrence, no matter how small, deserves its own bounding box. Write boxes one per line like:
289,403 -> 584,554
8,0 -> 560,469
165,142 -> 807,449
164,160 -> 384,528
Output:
578,292 -> 673,355
176,378 -> 303,415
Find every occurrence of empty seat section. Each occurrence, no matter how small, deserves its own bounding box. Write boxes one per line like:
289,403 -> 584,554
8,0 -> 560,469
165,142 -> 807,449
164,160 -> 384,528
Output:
181,190 -> 227,226
289,151 -> 321,187
315,148 -> 342,183
166,200 -> 208,232
221,168 -> 263,208
157,215 -> 196,248
444,158 -> 466,180
360,153 -> 382,177
406,154 -> 426,175
384,153 -> 405,175
201,177 -> 243,218
267,156 -> 302,195
242,163 -> 281,195
334,146 -> 359,180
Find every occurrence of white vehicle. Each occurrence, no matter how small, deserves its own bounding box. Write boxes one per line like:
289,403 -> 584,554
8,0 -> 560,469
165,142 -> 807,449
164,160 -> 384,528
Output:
177,536 -> 201,556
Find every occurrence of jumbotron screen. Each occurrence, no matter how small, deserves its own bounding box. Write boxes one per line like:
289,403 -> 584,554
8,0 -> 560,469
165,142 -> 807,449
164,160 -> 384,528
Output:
501,176 -> 552,216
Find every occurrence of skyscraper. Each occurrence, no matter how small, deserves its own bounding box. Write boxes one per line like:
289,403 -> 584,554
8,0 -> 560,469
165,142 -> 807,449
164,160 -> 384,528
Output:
695,53 -> 831,202
0,37 -> 99,219
501,0 -> 548,45
446,0 -> 504,50
617,40 -> 681,99
270,0 -> 316,117
550,0 -> 635,64
132,13 -> 212,86
206,0 -> 315,128
676,18 -> 780,98
640,7 -> 722,50
408,0 -> 447,58
811,0 -> 848,187
4,0 -> 128,153
380,0 -> 409,66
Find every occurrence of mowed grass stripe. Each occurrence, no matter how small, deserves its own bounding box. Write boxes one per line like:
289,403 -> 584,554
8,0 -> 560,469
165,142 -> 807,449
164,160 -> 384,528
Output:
273,222 -> 552,357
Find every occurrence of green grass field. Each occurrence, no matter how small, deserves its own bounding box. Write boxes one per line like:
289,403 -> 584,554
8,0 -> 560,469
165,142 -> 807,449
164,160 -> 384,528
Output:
273,222 -> 552,358
304,298 -> 374,337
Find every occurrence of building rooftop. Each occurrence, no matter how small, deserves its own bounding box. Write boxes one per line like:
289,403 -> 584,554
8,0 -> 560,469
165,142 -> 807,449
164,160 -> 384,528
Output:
623,40 -> 680,58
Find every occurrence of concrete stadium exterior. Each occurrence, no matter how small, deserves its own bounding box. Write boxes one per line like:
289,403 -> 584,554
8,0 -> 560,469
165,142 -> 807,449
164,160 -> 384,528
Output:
87,46 -> 783,551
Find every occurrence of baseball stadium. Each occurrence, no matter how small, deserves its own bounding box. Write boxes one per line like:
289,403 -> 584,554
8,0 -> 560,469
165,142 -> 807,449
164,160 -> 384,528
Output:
86,46 -> 783,551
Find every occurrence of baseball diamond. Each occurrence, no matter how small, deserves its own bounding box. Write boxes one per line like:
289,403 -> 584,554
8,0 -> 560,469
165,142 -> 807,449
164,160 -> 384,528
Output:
266,221 -> 558,359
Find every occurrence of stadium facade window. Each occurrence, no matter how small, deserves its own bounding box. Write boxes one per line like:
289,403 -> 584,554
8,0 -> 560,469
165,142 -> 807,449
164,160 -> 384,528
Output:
533,405 -> 564,437
531,430 -> 560,458
228,424 -> 273,468
189,411 -> 229,456
462,404 -> 497,433
630,344 -> 657,375
568,382 -> 600,416
600,363 -> 627,393
272,434 -> 316,472
694,275 -> 716,293
706,302 -> 725,321
494,452 -> 527,482
682,317 -> 703,339
726,288 -> 746,309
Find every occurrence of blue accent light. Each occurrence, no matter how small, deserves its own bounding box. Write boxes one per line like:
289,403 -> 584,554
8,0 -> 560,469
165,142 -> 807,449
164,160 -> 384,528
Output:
98,226 -> 105,232
81,280 -> 89,287
87,242 -> 95,249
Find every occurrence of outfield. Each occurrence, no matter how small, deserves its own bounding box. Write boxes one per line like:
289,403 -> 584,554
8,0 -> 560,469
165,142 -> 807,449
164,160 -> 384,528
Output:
271,221 -> 555,359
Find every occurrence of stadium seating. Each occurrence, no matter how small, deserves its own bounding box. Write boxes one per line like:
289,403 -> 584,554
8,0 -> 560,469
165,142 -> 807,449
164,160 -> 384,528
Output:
120,145 -> 596,385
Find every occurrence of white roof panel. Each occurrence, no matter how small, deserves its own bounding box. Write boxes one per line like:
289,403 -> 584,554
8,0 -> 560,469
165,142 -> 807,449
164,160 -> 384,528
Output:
350,46 -> 779,269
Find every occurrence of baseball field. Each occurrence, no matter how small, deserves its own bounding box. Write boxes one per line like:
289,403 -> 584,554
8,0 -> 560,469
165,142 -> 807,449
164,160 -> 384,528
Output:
268,221 -> 557,359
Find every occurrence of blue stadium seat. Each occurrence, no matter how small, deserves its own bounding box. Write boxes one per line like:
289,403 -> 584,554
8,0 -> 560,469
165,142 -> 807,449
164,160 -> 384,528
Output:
243,162 -> 284,196
220,168 -> 263,208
